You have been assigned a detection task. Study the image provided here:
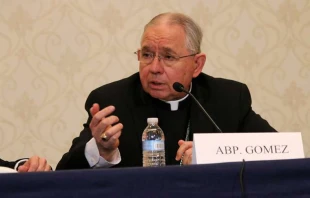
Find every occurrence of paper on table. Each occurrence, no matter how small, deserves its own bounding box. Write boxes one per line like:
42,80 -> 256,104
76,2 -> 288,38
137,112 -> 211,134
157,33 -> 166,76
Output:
0,166 -> 17,173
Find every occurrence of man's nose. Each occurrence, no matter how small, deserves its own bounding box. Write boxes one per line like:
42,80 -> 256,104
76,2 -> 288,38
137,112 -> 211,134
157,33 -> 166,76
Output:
149,55 -> 164,73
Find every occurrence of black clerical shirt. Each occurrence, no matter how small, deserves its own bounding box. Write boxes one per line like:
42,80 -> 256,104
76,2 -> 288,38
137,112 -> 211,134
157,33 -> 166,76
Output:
152,97 -> 191,165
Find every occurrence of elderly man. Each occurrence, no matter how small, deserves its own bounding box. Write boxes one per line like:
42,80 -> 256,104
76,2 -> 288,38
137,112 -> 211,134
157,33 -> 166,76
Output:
0,156 -> 51,172
57,12 -> 276,170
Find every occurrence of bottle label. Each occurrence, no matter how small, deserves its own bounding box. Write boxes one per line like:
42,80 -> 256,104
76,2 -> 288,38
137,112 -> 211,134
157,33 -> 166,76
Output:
143,140 -> 165,151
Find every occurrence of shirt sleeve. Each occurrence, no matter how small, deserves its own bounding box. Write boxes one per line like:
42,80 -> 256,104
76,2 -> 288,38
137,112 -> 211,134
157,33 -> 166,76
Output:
14,158 -> 29,170
84,137 -> 121,168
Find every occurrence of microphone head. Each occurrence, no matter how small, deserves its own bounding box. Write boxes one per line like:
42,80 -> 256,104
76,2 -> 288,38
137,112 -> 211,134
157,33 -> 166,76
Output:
173,82 -> 184,92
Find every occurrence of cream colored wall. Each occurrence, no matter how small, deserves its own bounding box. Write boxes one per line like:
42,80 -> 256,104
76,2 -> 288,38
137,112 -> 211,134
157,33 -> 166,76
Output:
0,0 -> 309,169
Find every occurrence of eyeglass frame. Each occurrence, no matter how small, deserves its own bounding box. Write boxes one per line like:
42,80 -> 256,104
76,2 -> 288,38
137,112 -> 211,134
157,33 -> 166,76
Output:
134,49 -> 198,67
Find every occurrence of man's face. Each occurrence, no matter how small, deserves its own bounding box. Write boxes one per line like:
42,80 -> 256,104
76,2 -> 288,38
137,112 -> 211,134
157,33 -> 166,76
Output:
139,24 -> 203,101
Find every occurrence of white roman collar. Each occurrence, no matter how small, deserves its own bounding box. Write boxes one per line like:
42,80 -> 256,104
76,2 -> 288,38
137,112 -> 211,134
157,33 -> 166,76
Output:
161,83 -> 192,111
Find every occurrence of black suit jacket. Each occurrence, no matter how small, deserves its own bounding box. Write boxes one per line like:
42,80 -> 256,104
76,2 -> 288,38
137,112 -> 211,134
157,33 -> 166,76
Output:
0,158 -> 21,169
56,72 -> 276,170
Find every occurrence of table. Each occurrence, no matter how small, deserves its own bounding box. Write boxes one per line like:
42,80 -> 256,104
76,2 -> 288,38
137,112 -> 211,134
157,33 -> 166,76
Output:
0,158 -> 309,197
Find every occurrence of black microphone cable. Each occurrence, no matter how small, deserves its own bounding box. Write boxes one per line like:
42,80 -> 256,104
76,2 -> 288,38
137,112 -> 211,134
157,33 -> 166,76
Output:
174,82 -> 247,196
239,159 -> 246,198
173,82 -> 222,132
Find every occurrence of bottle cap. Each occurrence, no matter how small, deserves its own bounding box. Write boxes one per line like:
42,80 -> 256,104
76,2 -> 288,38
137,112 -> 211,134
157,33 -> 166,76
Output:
147,118 -> 158,124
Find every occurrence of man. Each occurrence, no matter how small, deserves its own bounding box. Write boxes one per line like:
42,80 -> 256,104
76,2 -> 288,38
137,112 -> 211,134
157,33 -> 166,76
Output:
0,156 -> 51,172
57,12 -> 276,170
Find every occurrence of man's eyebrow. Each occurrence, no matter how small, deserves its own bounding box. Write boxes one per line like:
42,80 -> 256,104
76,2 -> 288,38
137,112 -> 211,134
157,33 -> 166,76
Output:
140,46 -> 177,54
161,47 -> 177,55
141,46 -> 153,51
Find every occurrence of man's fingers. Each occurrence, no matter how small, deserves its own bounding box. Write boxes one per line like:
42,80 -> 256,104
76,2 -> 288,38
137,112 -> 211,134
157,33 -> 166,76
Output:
100,116 -> 119,129
100,123 -> 123,141
17,165 -> 29,173
175,140 -> 185,160
98,123 -> 123,152
175,141 -> 193,161
183,155 -> 192,165
37,158 -> 47,171
22,159 -> 30,168
90,103 -> 100,116
44,165 -> 52,171
95,116 -> 119,139
90,106 -> 115,128
17,156 -> 51,172
110,128 -> 122,140
28,157 -> 39,172
105,131 -> 122,148
88,105 -> 123,160
182,148 -> 193,165
178,140 -> 185,146
175,143 -> 191,160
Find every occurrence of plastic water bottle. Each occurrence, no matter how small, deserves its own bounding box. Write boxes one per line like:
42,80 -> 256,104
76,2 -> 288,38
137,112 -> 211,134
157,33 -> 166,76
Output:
142,118 -> 166,167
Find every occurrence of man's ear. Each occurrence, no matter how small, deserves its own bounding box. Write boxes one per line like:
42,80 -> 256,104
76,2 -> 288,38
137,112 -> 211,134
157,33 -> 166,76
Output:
192,53 -> 206,78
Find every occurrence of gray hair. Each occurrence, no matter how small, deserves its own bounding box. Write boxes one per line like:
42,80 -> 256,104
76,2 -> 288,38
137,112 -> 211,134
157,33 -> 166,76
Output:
143,13 -> 203,53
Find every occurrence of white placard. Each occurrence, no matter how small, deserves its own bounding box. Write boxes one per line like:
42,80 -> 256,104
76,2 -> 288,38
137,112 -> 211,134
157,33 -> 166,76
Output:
192,132 -> 304,164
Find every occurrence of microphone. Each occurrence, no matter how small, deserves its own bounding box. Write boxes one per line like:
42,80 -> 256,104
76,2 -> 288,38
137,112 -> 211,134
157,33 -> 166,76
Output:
173,82 -> 222,132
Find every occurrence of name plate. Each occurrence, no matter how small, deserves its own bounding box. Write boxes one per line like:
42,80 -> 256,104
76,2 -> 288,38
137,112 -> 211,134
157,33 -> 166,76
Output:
192,132 -> 304,164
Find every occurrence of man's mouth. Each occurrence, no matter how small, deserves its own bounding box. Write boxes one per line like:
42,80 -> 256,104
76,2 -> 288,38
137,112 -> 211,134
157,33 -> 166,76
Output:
151,82 -> 163,85
149,81 -> 165,89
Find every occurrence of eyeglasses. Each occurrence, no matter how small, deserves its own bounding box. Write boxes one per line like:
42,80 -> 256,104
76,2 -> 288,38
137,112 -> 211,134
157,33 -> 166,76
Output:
134,50 -> 197,67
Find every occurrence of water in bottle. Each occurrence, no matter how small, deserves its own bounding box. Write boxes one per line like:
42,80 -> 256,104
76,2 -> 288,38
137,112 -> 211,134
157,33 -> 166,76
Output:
142,118 -> 166,167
